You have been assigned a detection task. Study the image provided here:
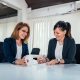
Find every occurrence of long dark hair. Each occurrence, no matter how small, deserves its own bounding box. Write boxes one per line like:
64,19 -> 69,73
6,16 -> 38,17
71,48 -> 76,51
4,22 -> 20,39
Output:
66,22 -> 72,38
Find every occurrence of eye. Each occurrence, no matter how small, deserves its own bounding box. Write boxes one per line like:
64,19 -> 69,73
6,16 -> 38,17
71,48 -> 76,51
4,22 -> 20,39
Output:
54,32 -> 59,34
56,33 -> 60,34
22,30 -> 28,33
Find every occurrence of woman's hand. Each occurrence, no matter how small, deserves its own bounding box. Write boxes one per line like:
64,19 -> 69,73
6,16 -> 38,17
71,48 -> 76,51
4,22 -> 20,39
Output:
15,58 -> 27,66
46,59 -> 59,65
37,55 -> 47,64
59,59 -> 65,64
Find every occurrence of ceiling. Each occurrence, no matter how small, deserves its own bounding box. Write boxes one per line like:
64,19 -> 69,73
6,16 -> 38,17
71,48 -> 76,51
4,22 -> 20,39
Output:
0,0 -> 79,19
0,3 -> 17,19
25,0 -> 79,9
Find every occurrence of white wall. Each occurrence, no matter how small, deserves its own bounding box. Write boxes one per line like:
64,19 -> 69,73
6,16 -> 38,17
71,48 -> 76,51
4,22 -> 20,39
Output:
0,17 -> 17,42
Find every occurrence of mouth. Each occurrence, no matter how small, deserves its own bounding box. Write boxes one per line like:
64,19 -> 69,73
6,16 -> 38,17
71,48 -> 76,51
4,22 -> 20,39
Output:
21,35 -> 26,39
56,37 -> 60,40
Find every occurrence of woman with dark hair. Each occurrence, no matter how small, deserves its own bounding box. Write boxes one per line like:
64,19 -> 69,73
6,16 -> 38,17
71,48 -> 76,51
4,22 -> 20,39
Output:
37,21 -> 76,65
3,22 -> 30,65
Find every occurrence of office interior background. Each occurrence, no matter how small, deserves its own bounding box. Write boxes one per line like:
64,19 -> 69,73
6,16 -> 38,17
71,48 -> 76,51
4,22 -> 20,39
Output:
0,0 -> 80,56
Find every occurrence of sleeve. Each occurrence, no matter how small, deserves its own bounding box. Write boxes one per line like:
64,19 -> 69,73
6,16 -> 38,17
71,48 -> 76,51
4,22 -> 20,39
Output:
3,38 -> 16,63
24,44 -> 29,55
22,43 -> 29,58
64,39 -> 76,64
47,39 -> 55,60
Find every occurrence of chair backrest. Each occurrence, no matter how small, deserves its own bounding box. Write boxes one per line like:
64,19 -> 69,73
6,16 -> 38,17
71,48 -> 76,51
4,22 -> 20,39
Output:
31,48 -> 40,55
0,42 -> 4,62
75,44 -> 80,64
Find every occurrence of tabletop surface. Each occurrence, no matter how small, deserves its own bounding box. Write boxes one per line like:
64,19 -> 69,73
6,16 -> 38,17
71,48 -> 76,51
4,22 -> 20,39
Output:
0,63 -> 80,80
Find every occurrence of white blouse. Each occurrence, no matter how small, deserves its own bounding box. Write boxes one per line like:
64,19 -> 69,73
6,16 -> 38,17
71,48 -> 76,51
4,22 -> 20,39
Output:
55,41 -> 63,61
16,45 -> 22,59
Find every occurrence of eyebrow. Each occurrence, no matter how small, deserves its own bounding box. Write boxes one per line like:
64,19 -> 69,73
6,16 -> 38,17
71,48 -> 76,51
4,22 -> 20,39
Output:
22,30 -> 28,33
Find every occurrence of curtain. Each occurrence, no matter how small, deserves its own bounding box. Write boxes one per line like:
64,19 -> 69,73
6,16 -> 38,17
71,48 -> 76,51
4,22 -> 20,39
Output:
28,17 -> 54,55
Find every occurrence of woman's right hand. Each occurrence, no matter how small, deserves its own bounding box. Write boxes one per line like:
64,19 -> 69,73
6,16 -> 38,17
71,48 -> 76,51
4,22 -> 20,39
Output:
15,58 -> 27,66
37,55 -> 47,64
46,59 -> 59,65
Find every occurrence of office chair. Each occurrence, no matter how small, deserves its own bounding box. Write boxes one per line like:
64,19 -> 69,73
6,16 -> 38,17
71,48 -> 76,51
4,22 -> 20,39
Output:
75,44 -> 80,64
31,48 -> 40,55
0,42 -> 4,62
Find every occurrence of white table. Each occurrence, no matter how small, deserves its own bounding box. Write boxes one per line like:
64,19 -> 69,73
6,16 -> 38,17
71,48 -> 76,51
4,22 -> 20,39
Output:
0,63 -> 80,80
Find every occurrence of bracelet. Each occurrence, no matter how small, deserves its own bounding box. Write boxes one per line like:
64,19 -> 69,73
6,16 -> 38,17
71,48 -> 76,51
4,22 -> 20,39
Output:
56,59 -> 60,64
45,58 -> 49,62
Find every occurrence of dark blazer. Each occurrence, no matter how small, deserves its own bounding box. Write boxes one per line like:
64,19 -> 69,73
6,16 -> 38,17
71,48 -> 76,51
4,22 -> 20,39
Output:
47,37 -> 76,64
3,38 -> 29,63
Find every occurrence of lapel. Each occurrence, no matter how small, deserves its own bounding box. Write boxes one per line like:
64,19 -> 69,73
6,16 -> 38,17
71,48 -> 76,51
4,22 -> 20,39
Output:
54,39 -> 57,58
21,43 -> 24,58
11,38 -> 17,57
14,39 -> 17,57
62,37 -> 68,58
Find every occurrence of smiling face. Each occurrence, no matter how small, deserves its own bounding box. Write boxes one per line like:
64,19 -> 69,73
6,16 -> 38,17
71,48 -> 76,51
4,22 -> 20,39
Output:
11,22 -> 30,42
54,27 -> 66,41
18,26 -> 28,40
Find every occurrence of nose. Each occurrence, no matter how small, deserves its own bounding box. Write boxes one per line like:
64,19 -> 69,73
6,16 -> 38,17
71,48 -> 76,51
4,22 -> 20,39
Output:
25,32 -> 27,36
